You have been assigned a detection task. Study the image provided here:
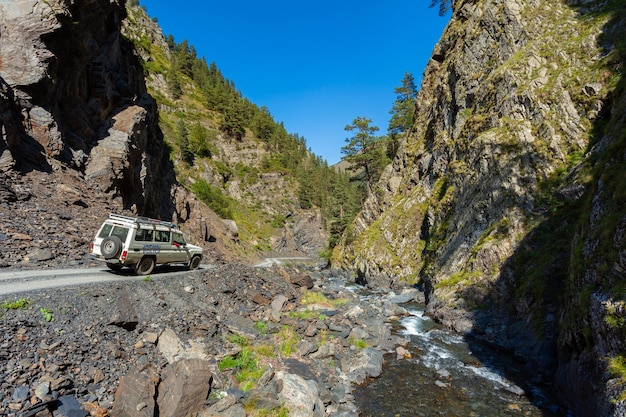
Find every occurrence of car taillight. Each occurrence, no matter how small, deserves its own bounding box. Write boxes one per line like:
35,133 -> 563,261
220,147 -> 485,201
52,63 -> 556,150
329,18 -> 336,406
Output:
121,250 -> 127,261
89,242 -> 94,253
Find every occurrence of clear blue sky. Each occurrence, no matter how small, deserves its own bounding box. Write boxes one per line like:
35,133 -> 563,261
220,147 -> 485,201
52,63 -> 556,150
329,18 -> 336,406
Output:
139,0 -> 450,165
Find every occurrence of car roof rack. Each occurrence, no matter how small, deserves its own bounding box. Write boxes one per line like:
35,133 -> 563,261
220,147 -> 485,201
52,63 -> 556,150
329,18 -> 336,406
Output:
109,213 -> 178,229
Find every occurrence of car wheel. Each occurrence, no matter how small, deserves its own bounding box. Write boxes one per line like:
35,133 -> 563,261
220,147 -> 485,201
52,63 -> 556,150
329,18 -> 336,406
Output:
101,236 -> 122,259
106,262 -> 123,271
134,256 -> 155,275
188,256 -> 201,270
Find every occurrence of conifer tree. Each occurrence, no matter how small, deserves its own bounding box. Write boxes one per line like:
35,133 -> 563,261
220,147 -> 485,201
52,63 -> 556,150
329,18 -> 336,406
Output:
429,0 -> 452,16
388,71 -> 417,158
176,119 -> 193,165
341,117 -> 386,192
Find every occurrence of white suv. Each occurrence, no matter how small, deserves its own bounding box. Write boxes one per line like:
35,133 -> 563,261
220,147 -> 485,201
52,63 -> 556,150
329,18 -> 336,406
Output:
89,213 -> 203,275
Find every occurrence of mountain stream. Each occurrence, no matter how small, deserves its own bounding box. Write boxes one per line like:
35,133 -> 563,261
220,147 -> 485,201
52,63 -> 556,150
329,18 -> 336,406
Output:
352,296 -> 563,416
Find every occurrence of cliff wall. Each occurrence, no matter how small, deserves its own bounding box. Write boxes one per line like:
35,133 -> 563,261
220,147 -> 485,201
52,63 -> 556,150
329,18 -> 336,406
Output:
0,0 -> 175,213
333,0 -> 626,414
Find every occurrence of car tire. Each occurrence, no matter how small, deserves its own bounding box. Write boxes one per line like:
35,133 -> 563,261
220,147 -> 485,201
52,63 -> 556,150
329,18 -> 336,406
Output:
134,256 -> 155,276
101,236 -> 122,259
106,262 -> 123,271
188,256 -> 201,270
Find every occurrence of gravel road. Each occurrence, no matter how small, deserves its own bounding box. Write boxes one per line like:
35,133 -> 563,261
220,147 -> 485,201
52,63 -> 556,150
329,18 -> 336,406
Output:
0,265 -> 212,296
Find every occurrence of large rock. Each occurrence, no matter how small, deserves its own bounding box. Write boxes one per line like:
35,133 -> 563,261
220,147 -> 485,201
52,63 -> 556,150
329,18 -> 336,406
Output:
111,365 -> 159,417
157,327 -> 210,364
157,359 -> 213,417
275,371 -> 324,417
0,0 -> 174,215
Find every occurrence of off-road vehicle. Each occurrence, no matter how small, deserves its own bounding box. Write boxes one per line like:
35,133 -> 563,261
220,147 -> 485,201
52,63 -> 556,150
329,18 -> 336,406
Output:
89,213 -> 203,275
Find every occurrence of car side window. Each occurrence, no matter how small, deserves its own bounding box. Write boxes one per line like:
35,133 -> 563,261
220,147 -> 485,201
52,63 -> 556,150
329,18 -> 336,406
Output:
173,232 -> 186,246
156,231 -> 170,243
135,228 -> 154,242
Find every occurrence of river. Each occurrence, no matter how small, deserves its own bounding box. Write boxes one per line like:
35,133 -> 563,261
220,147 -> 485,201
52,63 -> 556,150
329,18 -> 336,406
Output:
352,299 -> 564,416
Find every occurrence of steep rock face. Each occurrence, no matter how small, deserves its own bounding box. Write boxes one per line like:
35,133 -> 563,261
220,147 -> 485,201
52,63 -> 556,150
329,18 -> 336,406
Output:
334,0 -> 625,414
0,0 -> 172,215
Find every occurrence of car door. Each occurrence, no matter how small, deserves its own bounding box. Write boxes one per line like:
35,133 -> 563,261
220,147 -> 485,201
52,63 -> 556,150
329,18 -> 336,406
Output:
171,232 -> 189,263
154,229 -> 172,263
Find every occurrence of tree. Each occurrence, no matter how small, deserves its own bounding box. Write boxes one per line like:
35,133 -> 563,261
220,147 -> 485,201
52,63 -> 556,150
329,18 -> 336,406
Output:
189,122 -> 212,157
429,0 -> 452,16
388,71 -> 417,159
341,117 -> 386,192
176,119 -> 193,165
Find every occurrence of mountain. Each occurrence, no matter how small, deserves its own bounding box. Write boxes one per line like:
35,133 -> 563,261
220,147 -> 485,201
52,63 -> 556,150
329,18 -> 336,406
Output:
0,0 -> 361,265
332,0 -> 626,414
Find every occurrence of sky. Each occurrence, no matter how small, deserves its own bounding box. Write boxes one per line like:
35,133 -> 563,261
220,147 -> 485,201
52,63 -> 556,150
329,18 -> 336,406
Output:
139,0 -> 451,165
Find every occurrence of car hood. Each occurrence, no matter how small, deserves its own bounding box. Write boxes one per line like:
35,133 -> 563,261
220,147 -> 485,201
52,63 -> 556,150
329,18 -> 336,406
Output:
186,243 -> 203,255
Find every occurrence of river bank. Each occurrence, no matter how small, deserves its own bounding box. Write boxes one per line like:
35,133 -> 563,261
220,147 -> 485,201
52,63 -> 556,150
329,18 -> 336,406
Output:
0,262 -> 418,417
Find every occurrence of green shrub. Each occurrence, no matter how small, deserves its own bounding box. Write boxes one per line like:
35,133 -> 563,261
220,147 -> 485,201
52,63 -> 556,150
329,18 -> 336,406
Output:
2,298 -> 31,310
191,179 -> 234,219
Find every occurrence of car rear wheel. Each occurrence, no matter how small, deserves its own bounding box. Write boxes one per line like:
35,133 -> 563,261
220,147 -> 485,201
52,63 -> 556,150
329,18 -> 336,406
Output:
188,256 -> 201,270
101,236 -> 122,259
134,256 -> 155,275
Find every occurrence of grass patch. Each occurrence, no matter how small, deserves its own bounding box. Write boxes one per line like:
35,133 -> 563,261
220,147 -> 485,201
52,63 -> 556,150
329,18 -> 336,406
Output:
278,326 -> 299,357
300,290 -> 350,308
254,321 -> 268,336
219,345 -> 264,391
290,310 -> 327,321
348,338 -> 367,349
435,271 -> 482,289
2,298 -> 32,310
608,354 -> 626,403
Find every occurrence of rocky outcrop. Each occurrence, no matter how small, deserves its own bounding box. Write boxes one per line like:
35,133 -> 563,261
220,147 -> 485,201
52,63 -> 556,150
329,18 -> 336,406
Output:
273,209 -> 330,257
0,0 -> 172,214
333,0 -> 625,415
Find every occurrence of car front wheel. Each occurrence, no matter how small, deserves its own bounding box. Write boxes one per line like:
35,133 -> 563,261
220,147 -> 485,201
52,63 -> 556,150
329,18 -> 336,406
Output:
134,256 -> 155,275
188,256 -> 201,270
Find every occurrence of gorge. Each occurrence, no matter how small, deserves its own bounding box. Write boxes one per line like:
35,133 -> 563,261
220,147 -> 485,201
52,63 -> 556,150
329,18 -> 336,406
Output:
0,0 -> 625,416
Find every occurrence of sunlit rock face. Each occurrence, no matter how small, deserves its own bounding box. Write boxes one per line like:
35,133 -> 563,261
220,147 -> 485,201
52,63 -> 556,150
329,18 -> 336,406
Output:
0,0 -> 172,214
332,0 -> 626,415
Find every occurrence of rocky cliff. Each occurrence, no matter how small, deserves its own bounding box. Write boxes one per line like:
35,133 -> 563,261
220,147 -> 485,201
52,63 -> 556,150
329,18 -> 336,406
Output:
0,0 -> 328,266
333,0 -> 626,414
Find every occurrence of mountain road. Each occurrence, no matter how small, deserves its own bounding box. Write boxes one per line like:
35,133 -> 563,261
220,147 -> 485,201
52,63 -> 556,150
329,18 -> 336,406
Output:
0,265 -> 206,296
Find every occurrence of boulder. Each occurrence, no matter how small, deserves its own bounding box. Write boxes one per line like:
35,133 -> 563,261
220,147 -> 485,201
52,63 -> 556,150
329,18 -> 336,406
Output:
157,359 -> 213,417
276,371 -> 324,417
111,366 -> 159,417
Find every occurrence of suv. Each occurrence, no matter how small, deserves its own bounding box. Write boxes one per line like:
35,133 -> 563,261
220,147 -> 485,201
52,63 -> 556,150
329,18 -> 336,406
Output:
89,213 -> 203,275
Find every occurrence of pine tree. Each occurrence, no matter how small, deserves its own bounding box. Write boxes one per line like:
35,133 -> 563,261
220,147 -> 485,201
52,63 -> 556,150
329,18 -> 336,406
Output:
341,116 -> 384,192
176,119 -> 194,165
388,71 -> 417,159
429,0 -> 452,16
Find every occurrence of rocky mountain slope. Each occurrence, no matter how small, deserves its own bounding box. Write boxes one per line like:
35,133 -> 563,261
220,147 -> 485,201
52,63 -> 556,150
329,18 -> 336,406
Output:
0,0 -> 329,269
332,0 -> 626,415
